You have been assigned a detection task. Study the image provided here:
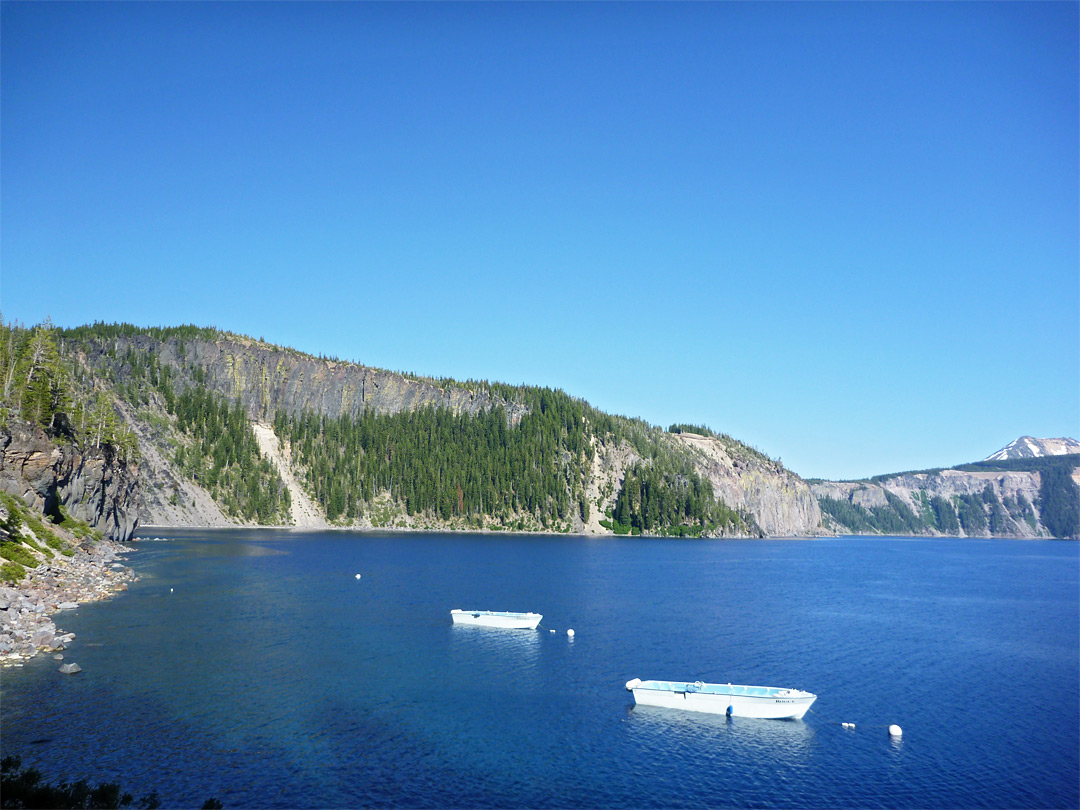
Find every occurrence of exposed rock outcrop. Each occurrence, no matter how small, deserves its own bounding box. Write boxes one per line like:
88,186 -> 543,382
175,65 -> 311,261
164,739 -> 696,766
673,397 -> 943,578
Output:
673,433 -> 822,536
83,334 -> 529,424
0,419 -> 141,541
112,399 -> 235,529
811,469 -> 1048,538
74,332 -> 829,538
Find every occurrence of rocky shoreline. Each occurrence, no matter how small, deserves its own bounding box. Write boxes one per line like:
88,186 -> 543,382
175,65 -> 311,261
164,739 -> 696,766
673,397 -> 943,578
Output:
0,540 -> 137,669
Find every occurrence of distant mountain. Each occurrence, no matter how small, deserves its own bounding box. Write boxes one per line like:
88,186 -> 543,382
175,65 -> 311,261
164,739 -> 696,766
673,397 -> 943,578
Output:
984,436 -> 1080,462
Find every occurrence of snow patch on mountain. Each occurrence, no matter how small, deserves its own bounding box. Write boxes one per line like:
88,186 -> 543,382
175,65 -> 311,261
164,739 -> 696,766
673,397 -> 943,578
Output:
984,436 -> 1080,462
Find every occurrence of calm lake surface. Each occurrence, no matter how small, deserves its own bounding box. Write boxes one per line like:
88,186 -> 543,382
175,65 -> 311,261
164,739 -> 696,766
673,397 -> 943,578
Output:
2,531 -> 1077,809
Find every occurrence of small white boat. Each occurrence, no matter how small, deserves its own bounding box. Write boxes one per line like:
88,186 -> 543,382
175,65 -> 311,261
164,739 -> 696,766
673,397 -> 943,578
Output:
450,609 -> 542,629
625,678 -> 816,719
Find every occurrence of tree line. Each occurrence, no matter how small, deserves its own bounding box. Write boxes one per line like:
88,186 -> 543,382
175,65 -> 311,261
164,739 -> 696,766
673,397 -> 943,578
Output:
0,317 -> 138,461
41,321 -> 768,536
609,460 -> 746,536
274,397 -> 591,527
170,388 -> 291,525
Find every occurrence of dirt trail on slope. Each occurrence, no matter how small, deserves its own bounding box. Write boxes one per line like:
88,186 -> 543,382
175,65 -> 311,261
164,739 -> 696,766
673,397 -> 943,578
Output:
252,422 -> 329,529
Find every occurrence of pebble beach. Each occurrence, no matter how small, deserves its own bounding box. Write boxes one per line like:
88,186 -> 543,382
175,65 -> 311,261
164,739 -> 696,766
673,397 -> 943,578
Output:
0,540 -> 137,668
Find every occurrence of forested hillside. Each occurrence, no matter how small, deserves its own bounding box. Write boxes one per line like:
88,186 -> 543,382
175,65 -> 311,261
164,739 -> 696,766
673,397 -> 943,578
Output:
0,319 -> 141,540
52,320 -> 773,536
811,454 -> 1079,539
7,318 -> 1072,539
1,319 -> 137,459
274,398 -> 748,535
58,325 -> 291,526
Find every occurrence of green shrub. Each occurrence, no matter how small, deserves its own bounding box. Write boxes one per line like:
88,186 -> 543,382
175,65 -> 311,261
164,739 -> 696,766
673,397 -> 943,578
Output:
57,504 -> 95,538
1,755 -> 166,809
18,533 -> 46,554
1,541 -> 38,568
0,561 -> 26,583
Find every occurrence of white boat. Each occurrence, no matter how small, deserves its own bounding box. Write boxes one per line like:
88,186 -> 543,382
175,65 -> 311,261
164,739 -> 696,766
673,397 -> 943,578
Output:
625,678 -> 816,719
450,609 -> 542,629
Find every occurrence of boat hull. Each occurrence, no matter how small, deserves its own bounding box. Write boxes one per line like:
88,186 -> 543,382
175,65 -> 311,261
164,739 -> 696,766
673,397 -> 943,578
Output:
626,679 -> 816,720
450,610 -> 542,630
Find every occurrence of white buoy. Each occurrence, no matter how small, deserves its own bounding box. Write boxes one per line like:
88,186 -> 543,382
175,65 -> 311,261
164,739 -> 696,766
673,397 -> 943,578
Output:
889,724 -> 903,737
170,588 -> 173,593
355,574 -> 362,580
567,628 -> 575,638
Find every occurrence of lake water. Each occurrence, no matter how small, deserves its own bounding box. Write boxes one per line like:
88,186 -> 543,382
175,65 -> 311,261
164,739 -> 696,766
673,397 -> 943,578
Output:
1,531 -> 1077,809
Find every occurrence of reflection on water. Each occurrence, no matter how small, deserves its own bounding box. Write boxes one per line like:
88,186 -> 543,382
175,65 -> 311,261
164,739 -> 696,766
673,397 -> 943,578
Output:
627,703 -> 815,760
448,625 -> 542,671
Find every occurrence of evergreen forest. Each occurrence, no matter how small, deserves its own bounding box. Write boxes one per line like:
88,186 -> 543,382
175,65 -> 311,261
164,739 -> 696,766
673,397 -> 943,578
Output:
272,380 -> 752,534
274,396 -> 591,529
608,460 -> 746,536
172,388 -> 290,524
0,318 -> 138,460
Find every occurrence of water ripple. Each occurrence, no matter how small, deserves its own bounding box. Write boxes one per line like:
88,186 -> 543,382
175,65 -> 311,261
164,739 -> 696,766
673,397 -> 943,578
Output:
1,532 -> 1076,809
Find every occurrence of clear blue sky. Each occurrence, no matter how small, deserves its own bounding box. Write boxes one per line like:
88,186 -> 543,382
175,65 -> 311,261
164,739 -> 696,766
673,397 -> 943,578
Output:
3,2 -> 1077,480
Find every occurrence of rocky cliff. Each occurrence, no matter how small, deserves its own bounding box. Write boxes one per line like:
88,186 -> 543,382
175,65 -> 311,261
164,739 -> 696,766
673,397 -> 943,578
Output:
812,469 -> 1048,538
673,433 -> 822,536
0,419 -> 141,541
70,329 -> 829,538
81,333 -> 529,424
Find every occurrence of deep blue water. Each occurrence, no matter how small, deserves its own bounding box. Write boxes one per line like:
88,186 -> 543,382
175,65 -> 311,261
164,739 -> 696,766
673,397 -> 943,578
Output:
1,532 -> 1077,809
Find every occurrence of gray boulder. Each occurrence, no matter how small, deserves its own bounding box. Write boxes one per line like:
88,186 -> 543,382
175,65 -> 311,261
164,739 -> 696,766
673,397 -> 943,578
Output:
58,662 -> 81,674
31,629 -> 54,649
57,602 -> 79,611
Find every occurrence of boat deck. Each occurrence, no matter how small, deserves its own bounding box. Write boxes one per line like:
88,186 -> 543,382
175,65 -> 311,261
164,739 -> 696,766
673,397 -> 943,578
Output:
638,680 -> 810,698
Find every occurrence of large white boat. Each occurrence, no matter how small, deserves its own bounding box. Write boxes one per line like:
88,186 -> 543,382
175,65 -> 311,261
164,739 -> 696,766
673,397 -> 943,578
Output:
450,610 -> 542,629
625,678 -> 816,719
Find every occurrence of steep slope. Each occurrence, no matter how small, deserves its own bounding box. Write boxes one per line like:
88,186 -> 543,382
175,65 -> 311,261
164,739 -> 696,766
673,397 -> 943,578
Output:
70,328 -> 528,424
60,323 -> 824,538
1,320 -> 142,542
813,453 -> 1079,539
0,417 -> 141,541
672,432 -> 820,536
251,422 -> 328,529
114,399 -> 236,528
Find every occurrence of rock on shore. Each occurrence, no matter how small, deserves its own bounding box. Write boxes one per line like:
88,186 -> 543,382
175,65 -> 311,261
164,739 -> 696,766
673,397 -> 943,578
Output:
0,540 -> 136,668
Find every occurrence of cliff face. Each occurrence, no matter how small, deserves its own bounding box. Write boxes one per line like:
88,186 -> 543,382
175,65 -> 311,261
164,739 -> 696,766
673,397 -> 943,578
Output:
811,469 -> 1048,538
673,433 -> 822,536
0,419 -> 141,541
85,334 -> 528,423
75,332 -> 826,538
110,399 -> 236,529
